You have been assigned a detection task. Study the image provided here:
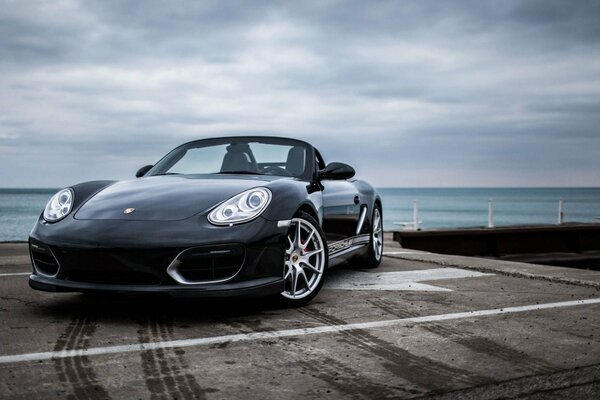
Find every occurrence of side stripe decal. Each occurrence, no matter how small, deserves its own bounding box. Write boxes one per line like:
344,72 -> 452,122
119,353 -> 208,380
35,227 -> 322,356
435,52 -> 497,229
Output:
328,234 -> 370,258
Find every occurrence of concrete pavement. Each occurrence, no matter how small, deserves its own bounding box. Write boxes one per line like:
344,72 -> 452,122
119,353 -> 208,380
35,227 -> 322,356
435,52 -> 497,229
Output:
0,239 -> 599,399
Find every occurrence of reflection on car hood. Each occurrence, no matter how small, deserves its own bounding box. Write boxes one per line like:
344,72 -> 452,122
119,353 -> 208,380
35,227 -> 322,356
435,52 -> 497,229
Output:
74,175 -> 282,221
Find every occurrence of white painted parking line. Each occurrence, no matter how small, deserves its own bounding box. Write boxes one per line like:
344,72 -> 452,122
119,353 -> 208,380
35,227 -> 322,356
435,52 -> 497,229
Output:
0,272 -> 30,277
0,298 -> 598,365
325,268 -> 493,291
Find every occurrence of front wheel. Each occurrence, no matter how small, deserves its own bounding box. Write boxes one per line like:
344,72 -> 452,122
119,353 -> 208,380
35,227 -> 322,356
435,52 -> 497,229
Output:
278,212 -> 328,307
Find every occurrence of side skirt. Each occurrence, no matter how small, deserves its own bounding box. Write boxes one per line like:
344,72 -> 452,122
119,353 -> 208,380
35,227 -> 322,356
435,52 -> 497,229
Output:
328,234 -> 370,260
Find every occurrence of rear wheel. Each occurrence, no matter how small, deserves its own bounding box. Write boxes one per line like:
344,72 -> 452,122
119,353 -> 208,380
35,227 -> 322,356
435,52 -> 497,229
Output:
357,205 -> 383,269
278,212 -> 328,307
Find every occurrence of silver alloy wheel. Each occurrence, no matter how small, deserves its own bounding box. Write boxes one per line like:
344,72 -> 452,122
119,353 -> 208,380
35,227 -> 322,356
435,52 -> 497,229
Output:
282,217 -> 326,300
373,208 -> 383,261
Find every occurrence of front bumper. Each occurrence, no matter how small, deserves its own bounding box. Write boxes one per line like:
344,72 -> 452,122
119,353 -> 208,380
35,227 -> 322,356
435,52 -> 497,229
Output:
29,274 -> 284,298
28,215 -> 290,298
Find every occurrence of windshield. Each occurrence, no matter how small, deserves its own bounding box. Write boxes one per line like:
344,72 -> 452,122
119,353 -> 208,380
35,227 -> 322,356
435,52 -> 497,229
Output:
148,138 -> 310,178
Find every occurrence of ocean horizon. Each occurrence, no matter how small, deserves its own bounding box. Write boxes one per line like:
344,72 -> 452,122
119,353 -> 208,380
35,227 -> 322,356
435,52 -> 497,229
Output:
1,187 -> 599,242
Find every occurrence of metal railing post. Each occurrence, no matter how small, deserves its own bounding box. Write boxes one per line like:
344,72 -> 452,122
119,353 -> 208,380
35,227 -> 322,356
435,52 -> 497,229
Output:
558,199 -> 564,225
413,200 -> 419,231
488,198 -> 494,228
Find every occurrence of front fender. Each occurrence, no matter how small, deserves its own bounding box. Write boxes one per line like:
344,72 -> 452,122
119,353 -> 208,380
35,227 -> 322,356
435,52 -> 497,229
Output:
260,179 -> 323,223
69,180 -> 118,213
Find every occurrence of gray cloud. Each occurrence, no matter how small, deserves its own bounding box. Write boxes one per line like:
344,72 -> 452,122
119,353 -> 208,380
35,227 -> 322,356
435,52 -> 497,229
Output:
1,0 -> 599,188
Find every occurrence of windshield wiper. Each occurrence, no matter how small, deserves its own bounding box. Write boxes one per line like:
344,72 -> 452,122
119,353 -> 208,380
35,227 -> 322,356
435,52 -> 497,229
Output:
153,172 -> 182,176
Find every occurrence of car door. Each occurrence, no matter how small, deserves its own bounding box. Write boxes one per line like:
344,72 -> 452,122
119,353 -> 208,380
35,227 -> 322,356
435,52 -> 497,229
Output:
321,179 -> 362,243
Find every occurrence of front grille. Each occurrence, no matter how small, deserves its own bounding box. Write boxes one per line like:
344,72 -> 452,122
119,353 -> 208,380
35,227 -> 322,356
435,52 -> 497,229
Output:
169,244 -> 245,283
51,247 -> 181,286
30,242 -> 60,276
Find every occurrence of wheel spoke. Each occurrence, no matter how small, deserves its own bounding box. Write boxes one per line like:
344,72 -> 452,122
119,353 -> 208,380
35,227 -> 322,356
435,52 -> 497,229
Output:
295,220 -> 302,248
300,260 -> 321,274
301,229 -> 315,250
374,214 -> 381,231
291,268 -> 298,297
299,268 -> 311,289
284,264 -> 292,280
286,236 -> 294,254
303,248 -> 323,258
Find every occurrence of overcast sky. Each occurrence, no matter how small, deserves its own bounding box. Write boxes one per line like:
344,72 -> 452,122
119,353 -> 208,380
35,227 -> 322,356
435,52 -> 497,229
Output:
1,0 -> 599,188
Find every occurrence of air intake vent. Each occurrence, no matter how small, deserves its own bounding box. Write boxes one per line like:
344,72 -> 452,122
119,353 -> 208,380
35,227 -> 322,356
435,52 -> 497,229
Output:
30,242 -> 60,277
51,247 -> 179,286
167,245 -> 245,284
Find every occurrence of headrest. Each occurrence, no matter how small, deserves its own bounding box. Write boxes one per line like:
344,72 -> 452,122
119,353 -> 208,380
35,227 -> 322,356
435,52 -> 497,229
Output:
286,146 -> 305,175
226,143 -> 251,154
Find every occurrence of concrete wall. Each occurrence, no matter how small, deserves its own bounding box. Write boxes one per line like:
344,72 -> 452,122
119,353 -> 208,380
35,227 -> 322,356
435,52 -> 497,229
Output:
393,224 -> 600,258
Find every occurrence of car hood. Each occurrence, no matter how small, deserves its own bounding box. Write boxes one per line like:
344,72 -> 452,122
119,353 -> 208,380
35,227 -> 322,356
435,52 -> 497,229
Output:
74,175 -> 281,221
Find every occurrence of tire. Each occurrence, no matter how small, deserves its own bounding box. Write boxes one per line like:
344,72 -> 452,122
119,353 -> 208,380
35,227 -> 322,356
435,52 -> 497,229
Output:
276,211 -> 329,307
356,205 -> 383,269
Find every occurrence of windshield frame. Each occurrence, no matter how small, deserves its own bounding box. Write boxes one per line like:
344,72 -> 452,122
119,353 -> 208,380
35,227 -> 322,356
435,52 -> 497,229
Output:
147,136 -> 315,181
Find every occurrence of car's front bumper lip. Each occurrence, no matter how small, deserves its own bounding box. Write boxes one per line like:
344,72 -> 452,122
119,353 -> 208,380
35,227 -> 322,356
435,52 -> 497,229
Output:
29,273 -> 285,298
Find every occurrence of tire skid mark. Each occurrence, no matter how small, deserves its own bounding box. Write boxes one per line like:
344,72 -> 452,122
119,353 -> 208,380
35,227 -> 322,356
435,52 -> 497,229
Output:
223,318 -> 275,334
53,310 -> 111,400
368,298 -> 556,374
295,350 -> 415,399
299,307 -> 490,392
138,319 -> 169,399
368,298 -> 417,319
156,321 -> 187,395
150,320 -> 180,395
228,320 -> 407,398
163,321 -> 207,397
137,314 -> 213,400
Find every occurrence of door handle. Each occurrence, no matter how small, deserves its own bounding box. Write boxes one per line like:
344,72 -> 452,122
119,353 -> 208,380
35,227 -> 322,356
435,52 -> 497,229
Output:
353,195 -> 360,205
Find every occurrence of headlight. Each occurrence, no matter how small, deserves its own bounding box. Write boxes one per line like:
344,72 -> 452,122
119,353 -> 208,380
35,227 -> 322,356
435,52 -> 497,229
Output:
208,187 -> 272,225
43,188 -> 74,222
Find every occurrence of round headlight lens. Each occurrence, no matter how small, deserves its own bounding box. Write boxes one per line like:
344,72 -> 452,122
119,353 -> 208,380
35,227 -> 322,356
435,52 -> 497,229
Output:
222,205 -> 238,219
248,192 -> 264,208
208,187 -> 272,225
43,188 -> 74,222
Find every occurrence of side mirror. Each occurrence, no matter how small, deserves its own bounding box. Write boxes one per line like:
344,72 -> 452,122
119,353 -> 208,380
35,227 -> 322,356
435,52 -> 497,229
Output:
136,165 -> 153,178
318,162 -> 355,180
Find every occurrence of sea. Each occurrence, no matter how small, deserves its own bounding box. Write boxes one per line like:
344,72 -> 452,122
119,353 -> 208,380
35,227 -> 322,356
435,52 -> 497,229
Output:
1,188 -> 599,242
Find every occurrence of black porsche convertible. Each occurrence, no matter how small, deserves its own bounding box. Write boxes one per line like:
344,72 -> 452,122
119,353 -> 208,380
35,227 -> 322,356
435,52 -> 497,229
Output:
29,136 -> 383,306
